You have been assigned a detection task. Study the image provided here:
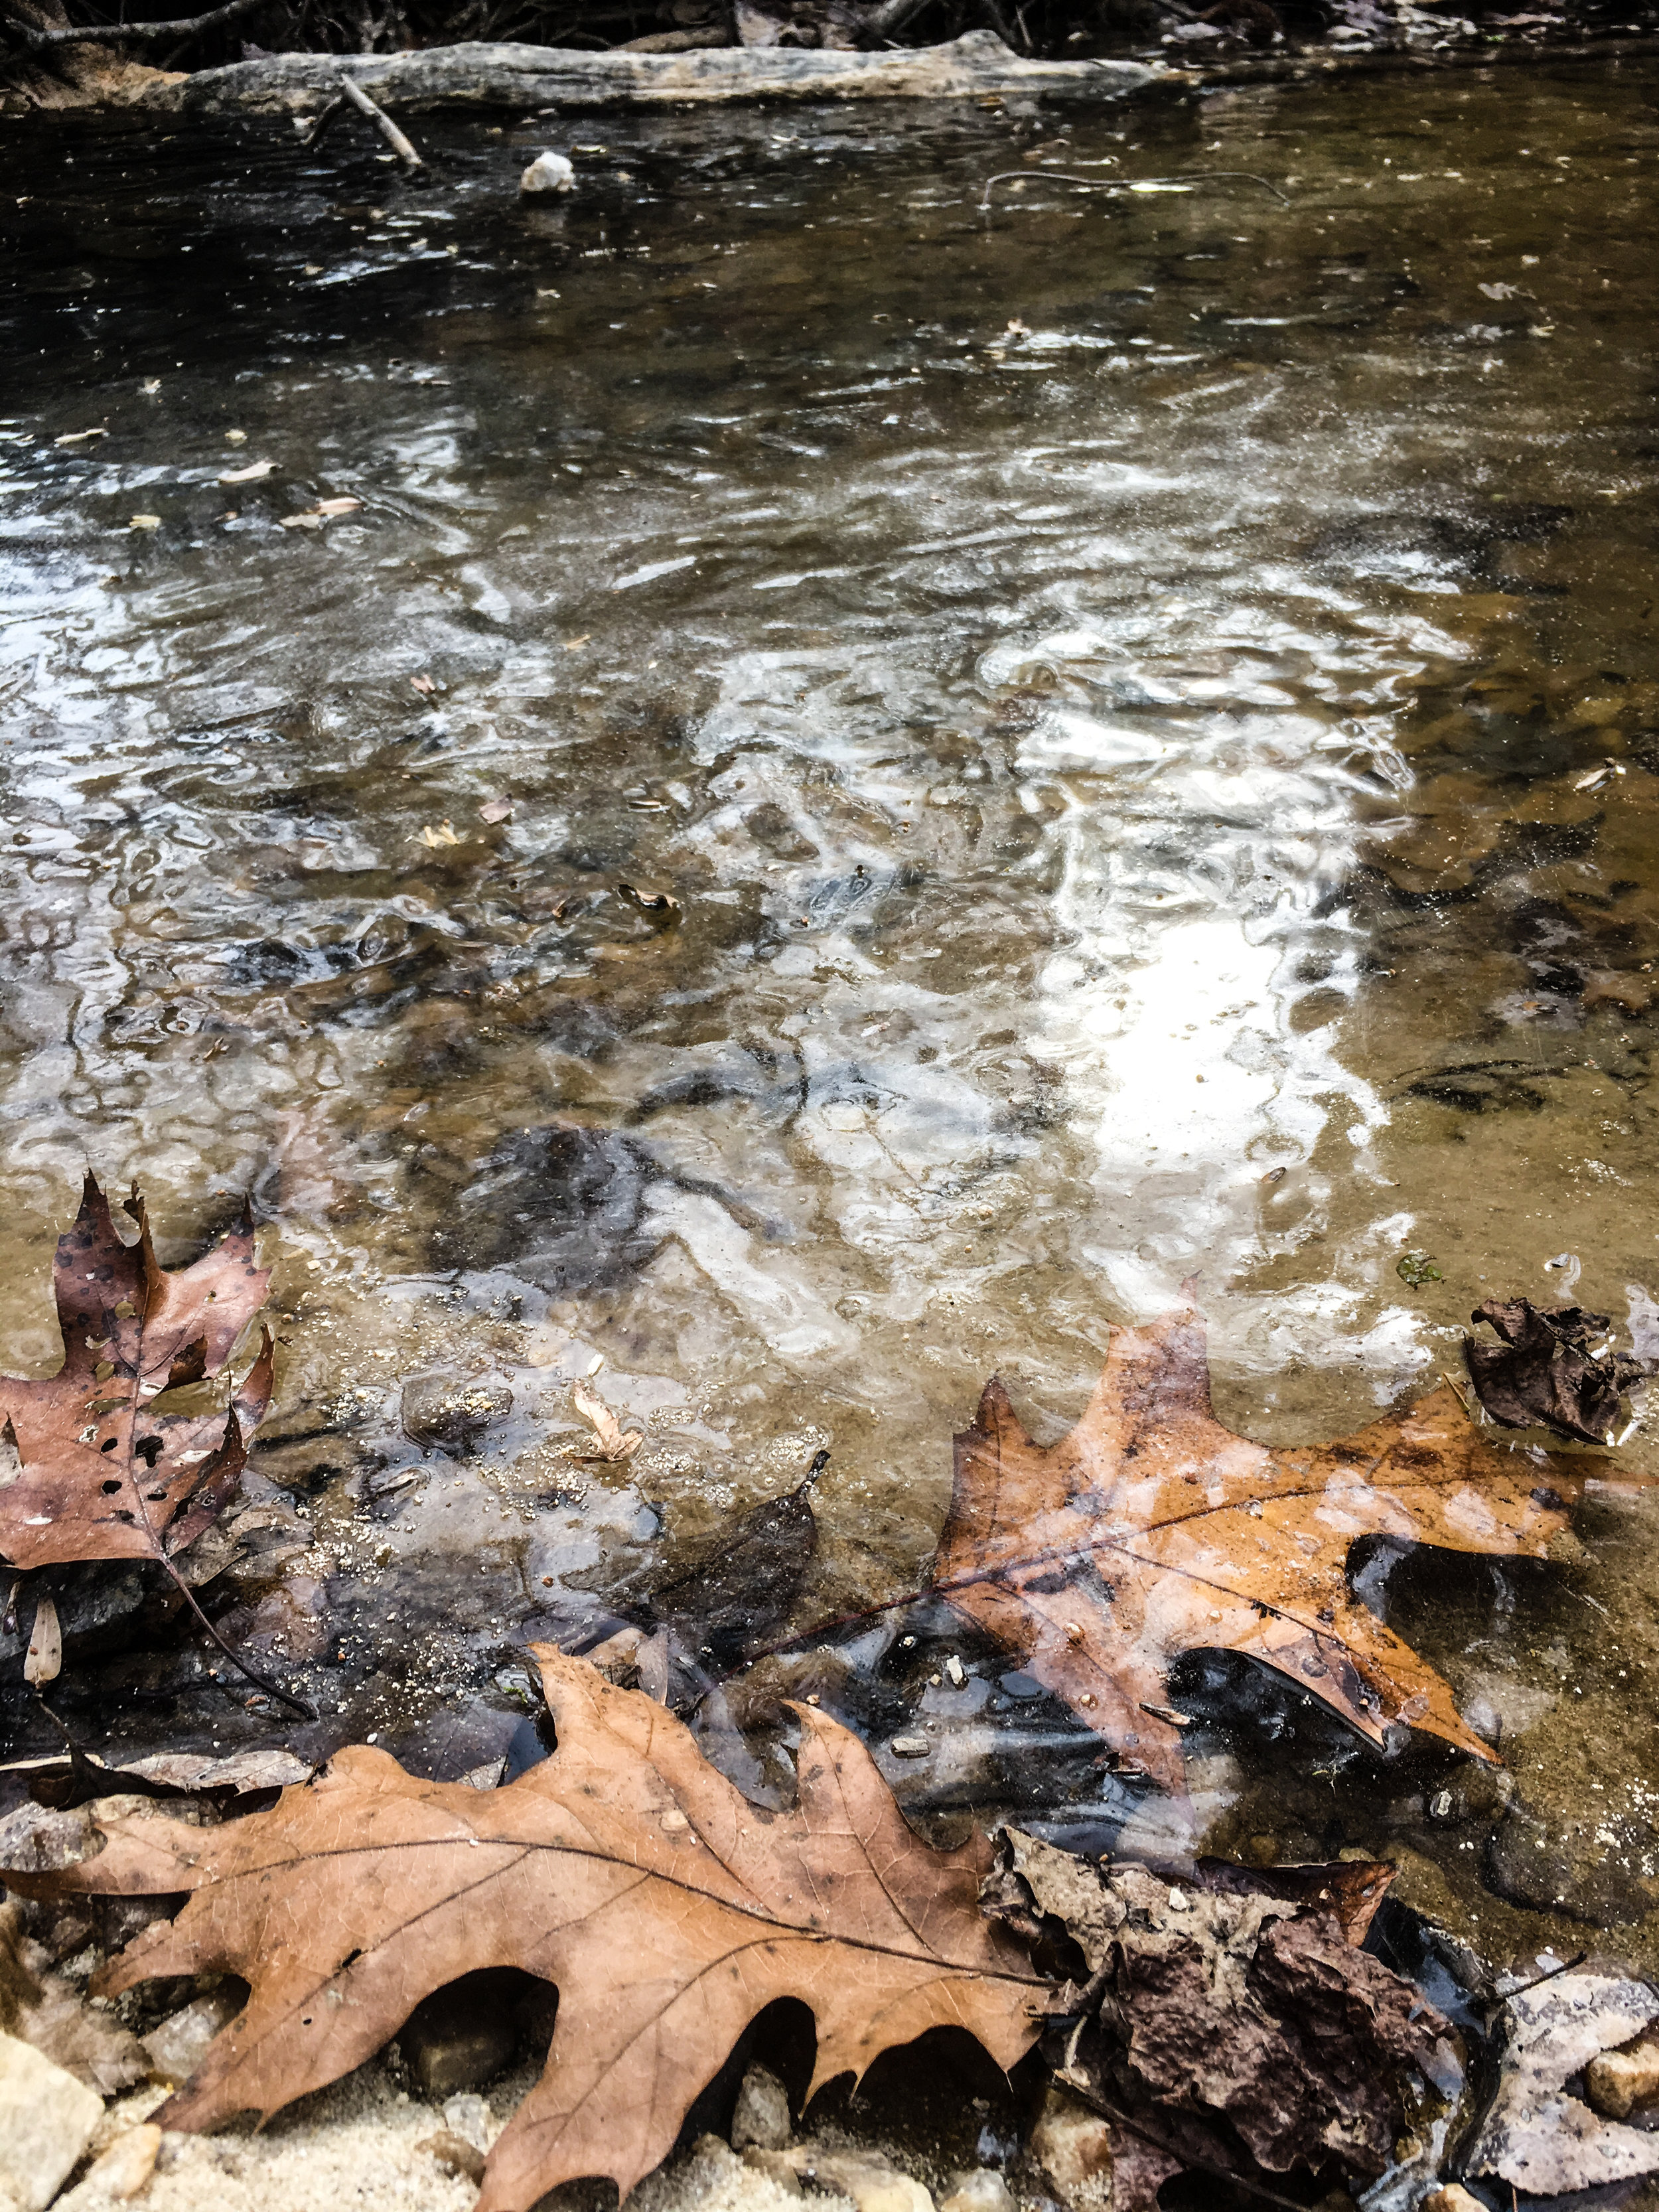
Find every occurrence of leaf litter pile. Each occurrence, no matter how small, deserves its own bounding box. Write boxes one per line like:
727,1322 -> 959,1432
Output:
2,1185 -> 1658,2209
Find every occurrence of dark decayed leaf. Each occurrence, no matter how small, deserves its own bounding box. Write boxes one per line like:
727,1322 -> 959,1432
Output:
1463,1297 -> 1650,1445
982,1830 -> 1450,2212
642,1465 -> 820,1676
0,1175 -> 272,1572
0,1648 -> 1044,2212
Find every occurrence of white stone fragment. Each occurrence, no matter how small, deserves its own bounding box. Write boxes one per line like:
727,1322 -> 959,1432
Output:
0,2028 -> 105,2211
520,152 -> 575,194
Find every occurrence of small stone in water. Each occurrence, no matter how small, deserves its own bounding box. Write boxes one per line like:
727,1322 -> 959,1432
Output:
890,1735 -> 930,1758
944,1655 -> 966,1686
520,151 -> 576,194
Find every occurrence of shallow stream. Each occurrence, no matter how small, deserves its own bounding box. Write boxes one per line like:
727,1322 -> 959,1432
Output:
3,50 -> 1659,1981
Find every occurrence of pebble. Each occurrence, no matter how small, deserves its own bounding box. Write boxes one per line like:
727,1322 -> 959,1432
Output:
790,2152 -> 932,2212
417,2129 -> 486,2183
741,2147 -> 804,2197
1587,2029 -> 1659,2119
1028,2085 -> 1114,2201
889,1735 -> 930,1759
0,2029 -> 104,2211
80,2124 -> 161,2201
1421,2189 -> 1485,2212
943,1657 -> 966,1688
937,2171 -> 1014,2212
441,2094 -> 491,2151
400,1374 -> 512,1455
142,1985 -> 245,2085
730,2062 -> 792,2153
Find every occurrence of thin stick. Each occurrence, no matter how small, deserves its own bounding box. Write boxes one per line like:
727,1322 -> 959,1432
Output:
161,1552 -> 315,1720
115,1318 -> 315,1724
300,90 -> 344,148
3,0 -> 261,48
338,72 -> 423,169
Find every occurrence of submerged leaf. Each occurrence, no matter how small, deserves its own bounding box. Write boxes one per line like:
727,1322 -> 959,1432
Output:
934,1298 -> 1596,1793
0,1649 -> 1043,2212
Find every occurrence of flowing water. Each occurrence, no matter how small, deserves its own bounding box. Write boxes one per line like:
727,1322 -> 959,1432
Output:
3,52 -> 1659,1981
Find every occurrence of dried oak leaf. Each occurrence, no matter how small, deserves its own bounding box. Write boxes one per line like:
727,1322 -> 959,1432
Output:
984,1832 -> 1448,2212
936,1298 -> 1587,1792
2,1648 -> 1043,2212
1464,1296 -> 1649,1445
0,1174 -> 272,1571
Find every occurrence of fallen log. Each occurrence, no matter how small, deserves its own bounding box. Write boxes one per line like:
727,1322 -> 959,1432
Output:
146,29 -> 1161,118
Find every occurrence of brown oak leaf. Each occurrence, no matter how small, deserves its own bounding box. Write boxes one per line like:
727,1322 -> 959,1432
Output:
1,1648 -> 1045,2212
934,1298 -> 1589,1793
0,1175 -> 272,1572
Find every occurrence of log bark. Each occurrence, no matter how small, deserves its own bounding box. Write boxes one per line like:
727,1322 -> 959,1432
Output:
144,29 -> 1159,116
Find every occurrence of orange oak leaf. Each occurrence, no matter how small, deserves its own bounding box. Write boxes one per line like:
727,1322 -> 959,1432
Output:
0,1175 -> 272,1572
3,1649 -> 1045,2212
934,1299 -> 1591,1793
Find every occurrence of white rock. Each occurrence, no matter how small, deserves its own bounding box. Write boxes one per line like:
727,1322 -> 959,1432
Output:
0,2029 -> 105,2211
938,2172 -> 1013,2212
889,1736 -> 930,1759
441,2094 -> 490,2152
141,1986 -> 243,2086
80,2122 -> 161,2200
790,2151 -> 932,2212
520,152 -> 575,194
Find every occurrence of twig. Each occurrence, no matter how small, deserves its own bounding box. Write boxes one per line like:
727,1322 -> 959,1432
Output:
3,0 -> 261,49
161,1550 -> 316,1720
299,88 -> 344,147
338,70 -> 423,169
979,167 -> 1291,211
